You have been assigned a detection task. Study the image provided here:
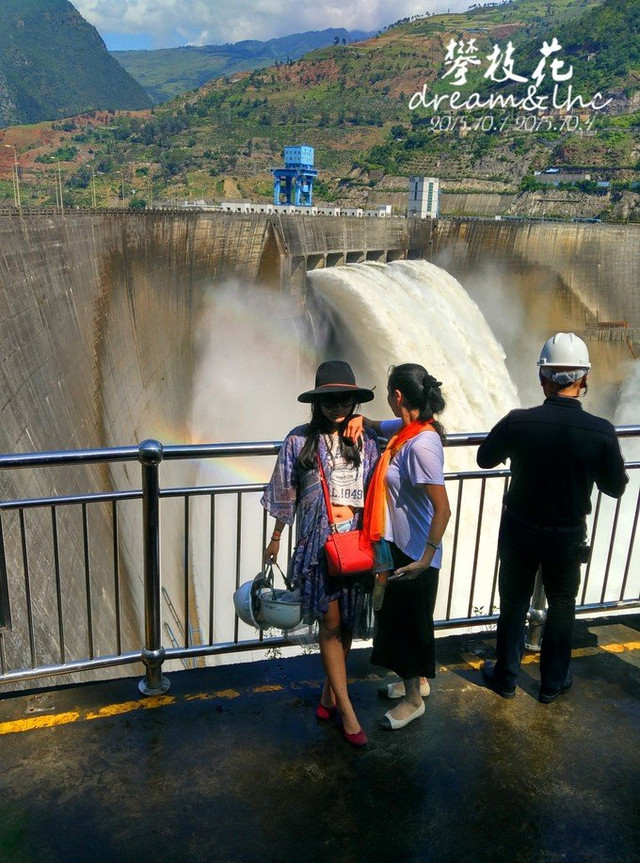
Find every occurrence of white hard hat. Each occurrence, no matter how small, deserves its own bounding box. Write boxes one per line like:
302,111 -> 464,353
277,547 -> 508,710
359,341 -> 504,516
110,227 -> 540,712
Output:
537,332 -> 591,369
257,586 -> 303,631
233,571 -> 266,628
233,564 -> 302,632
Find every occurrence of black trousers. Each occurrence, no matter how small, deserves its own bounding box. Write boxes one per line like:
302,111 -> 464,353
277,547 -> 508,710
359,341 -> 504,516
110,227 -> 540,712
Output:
370,543 -> 439,680
494,510 -> 584,691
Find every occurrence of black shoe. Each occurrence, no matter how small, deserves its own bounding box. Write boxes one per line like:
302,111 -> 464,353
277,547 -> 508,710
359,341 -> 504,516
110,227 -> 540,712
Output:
481,661 -> 516,699
539,670 -> 573,704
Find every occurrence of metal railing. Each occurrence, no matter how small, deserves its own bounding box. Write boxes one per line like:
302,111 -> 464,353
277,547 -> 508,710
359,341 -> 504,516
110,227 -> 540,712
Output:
0,429 -> 638,694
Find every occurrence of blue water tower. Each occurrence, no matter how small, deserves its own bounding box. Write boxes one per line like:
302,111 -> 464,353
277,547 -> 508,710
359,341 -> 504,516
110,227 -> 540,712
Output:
272,145 -> 318,207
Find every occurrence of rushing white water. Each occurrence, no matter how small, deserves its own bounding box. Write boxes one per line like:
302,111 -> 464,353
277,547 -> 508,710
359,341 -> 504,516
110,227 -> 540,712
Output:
182,259 -> 637,659
307,259 -> 519,453
589,359 -> 640,604
179,260 -> 520,658
614,359 -> 640,451
308,259 -> 520,621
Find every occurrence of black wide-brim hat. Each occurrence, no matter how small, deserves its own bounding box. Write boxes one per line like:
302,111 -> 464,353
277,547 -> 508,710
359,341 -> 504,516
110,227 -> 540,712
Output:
297,360 -> 375,404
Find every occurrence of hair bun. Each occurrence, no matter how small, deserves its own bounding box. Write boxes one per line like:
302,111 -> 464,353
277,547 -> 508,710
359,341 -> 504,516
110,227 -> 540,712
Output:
424,374 -> 442,390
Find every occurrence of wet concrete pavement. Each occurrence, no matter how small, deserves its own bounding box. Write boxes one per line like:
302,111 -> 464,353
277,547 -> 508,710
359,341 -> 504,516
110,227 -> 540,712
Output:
0,615 -> 638,863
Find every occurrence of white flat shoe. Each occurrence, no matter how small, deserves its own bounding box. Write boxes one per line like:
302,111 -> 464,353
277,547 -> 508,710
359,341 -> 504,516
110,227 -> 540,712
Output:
378,680 -> 431,700
378,700 -> 426,730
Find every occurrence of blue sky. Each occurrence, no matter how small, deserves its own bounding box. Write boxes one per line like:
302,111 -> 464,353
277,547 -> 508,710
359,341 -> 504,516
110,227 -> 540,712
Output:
71,0 -> 478,51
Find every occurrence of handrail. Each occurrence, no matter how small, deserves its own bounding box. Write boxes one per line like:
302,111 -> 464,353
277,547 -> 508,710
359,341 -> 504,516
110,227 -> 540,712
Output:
0,426 -> 638,470
0,428 -> 637,694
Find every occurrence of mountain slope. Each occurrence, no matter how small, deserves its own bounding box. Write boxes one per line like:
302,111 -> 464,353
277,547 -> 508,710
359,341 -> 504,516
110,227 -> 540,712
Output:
0,0 -> 152,127
113,29 -> 374,103
2,0 -> 638,221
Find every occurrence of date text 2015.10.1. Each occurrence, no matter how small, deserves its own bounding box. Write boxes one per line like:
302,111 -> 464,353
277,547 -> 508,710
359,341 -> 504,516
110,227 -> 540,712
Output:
426,114 -> 596,133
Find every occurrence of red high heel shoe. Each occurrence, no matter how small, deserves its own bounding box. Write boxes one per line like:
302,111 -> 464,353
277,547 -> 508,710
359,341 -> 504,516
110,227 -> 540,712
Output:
341,725 -> 368,748
315,701 -> 337,721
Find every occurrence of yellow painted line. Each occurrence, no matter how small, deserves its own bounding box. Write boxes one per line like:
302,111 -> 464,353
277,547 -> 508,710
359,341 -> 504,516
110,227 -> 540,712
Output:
0,711 -> 80,735
458,654 -> 484,670
600,641 -> 640,654
184,689 -> 240,701
568,646 -> 600,659
86,695 -> 176,719
0,638 -> 637,736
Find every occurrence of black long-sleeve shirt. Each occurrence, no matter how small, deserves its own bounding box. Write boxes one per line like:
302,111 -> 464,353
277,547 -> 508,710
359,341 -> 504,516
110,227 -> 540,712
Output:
477,395 -> 628,527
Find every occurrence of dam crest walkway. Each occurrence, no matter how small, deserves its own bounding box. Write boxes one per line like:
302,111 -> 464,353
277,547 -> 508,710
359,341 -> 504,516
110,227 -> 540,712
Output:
0,614 -> 638,863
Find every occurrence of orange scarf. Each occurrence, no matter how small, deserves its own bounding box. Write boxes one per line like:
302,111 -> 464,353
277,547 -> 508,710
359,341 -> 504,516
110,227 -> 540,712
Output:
362,420 -> 433,545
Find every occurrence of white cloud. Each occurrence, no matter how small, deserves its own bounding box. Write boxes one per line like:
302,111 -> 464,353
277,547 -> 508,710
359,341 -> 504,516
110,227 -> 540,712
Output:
72,0 -> 475,49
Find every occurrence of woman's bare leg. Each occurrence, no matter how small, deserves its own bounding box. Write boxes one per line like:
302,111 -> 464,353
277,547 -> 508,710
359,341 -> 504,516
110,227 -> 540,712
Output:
319,600 -> 361,735
321,630 -> 353,707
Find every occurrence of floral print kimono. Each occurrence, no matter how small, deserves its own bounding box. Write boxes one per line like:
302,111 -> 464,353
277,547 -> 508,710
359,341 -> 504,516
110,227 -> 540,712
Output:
261,424 -> 379,635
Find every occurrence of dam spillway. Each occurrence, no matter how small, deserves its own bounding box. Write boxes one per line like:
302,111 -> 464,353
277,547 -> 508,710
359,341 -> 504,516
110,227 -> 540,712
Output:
0,210 -> 636,466
0,211 -> 423,459
0,210 -> 637,682
0,210 -> 432,676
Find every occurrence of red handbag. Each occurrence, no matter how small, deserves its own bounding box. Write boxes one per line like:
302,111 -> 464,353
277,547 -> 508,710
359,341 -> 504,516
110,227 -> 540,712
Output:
317,454 -> 374,577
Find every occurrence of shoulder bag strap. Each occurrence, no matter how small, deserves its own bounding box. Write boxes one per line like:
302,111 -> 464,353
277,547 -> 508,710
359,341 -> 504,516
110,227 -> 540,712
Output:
316,452 -> 337,533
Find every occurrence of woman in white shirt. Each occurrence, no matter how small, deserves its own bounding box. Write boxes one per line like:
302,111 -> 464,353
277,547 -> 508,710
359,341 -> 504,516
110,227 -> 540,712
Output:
350,363 -> 451,730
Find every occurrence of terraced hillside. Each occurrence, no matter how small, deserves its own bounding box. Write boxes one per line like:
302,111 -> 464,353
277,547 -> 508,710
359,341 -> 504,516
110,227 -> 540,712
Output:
0,0 -> 638,219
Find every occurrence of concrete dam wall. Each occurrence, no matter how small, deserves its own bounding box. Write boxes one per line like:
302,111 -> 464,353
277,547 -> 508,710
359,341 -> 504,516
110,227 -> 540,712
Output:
0,210 -> 428,454
431,218 -> 639,404
3,211 -> 633,466
0,210 -> 429,680
0,210 -> 636,683
432,219 -> 640,333
0,211 -> 277,676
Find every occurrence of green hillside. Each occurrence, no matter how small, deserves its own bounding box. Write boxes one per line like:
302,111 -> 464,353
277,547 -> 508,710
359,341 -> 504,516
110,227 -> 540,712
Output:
0,0 -> 152,127
113,29 -> 374,103
2,0 -> 638,220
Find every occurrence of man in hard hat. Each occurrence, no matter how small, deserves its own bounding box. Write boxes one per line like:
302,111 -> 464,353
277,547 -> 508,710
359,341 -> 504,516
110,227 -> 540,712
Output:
477,332 -> 628,703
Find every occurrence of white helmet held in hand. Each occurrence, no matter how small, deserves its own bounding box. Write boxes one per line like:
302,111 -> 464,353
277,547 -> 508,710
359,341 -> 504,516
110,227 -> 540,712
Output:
233,564 -> 302,631
257,585 -> 303,631
537,332 -> 591,369
233,571 -> 266,628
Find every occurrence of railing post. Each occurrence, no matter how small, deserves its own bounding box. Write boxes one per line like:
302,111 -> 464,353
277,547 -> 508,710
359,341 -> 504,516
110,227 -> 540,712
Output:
525,568 -> 546,652
138,439 -> 170,695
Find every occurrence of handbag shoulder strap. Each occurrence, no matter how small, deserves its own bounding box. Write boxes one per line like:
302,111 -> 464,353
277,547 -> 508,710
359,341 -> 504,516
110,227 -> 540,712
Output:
316,452 -> 336,532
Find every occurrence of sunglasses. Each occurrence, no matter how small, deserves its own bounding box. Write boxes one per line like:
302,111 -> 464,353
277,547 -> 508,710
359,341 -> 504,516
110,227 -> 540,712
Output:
319,394 -> 356,408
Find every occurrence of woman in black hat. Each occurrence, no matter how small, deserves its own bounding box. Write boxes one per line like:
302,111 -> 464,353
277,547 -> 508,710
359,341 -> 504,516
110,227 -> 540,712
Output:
261,360 -> 379,747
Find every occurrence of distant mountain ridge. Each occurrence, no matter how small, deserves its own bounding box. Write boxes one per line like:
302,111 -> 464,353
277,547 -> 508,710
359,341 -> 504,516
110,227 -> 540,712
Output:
2,0 -> 638,223
0,0 -> 152,127
112,29 -> 375,103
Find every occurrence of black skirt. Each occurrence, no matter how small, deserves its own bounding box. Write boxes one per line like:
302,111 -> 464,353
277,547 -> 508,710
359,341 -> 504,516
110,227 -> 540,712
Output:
370,543 -> 439,679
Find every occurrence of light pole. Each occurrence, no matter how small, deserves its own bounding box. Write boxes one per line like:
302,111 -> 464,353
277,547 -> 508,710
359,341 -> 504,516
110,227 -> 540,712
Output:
3,144 -> 21,208
90,167 -> 97,208
55,160 -> 64,213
